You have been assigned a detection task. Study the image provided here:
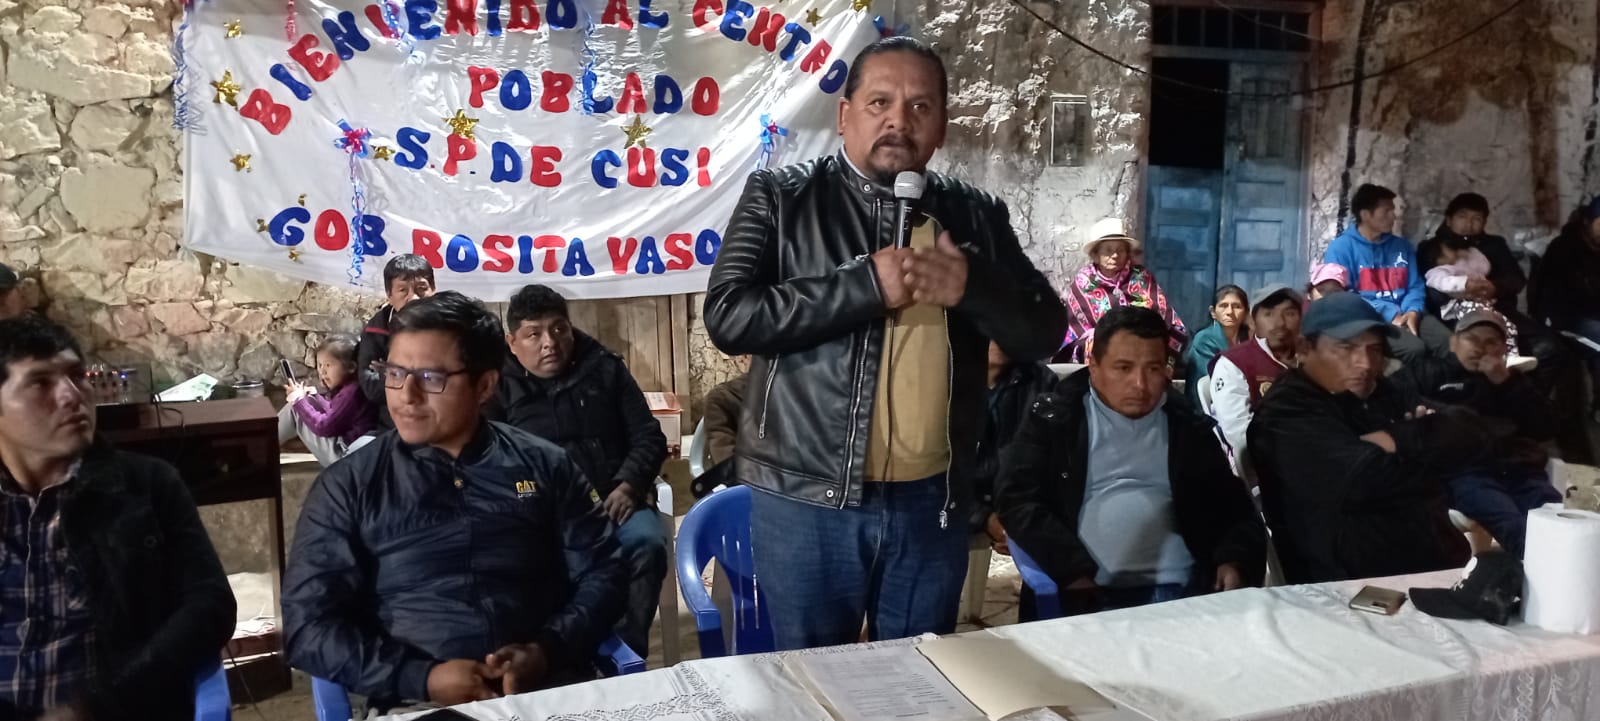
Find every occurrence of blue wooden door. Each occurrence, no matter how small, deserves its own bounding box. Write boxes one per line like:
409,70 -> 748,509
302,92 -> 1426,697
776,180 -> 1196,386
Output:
1144,165 -> 1223,335
1218,62 -> 1306,293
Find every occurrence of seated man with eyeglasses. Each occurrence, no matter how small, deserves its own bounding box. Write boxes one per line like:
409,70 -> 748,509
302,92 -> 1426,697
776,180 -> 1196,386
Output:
284,291 -> 628,714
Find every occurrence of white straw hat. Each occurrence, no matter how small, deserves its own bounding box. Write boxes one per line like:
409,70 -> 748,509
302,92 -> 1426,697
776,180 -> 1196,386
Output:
1085,217 -> 1141,257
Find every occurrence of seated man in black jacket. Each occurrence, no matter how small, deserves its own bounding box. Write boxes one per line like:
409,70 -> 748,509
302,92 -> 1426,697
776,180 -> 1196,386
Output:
285,292 -> 626,712
973,341 -> 1056,556
0,316 -> 235,721
1250,293 -> 1483,584
492,284 -> 667,658
1391,311 -> 1563,556
356,254 -> 437,432
998,307 -> 1265,614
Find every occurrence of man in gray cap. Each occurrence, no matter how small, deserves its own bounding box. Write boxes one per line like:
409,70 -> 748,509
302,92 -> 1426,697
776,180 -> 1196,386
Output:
1209,283 -> 1303,478
0,263 -> 23,320
1391,310 -> 1563,556
1248,292 -> 1486,583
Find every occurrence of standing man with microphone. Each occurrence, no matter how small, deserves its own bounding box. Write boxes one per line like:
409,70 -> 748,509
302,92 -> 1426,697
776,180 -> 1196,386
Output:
705,36 -> 1067,650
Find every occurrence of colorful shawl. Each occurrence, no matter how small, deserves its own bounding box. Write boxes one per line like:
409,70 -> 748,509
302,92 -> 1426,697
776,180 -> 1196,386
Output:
1057,264 -> 1188,362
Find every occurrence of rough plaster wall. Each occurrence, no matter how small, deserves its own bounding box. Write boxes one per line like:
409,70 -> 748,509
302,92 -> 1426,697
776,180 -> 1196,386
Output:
1307,0 -> 1600,259
684,0 -> 1151,419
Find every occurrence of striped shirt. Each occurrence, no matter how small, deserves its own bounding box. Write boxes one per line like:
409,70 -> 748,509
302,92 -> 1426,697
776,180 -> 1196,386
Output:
0,464 -> 95,715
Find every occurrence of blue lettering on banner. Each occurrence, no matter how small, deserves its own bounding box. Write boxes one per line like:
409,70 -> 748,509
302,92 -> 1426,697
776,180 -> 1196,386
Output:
269,207 -> 312,245
639,0 -> 669,28
548,0 -> 578,29
564,239 -> 596,276
635,236 -> 666,274
446,234 -> 479,272
819,59 -> 848,94
356,215 -> 390,255
405,0 -> 442,40
501,69 -> 534,111
322,11 -> 371,60
718,0 -> 752,41
490,142 -> 523,182
517,234 -> 535,273
695,228 -> 722,265
659,148 -> 689,186
486,0 -> 504,35
652,74 -> 683,114
269,64 -> 314,100
778,23 -> 810,61
591,150 -> 621,188
395,127 -> 431,168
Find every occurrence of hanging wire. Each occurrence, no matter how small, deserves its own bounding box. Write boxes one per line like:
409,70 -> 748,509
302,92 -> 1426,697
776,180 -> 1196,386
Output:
1006,0 -> 1532,99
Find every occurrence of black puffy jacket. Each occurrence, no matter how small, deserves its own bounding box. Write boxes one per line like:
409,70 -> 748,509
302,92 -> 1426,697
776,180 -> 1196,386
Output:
704,152 -> 1067,518
283,422 -> 626,704
969,361 -> 1058,532
995,371 -> 1266,590
1248,371 -> 1480,584
490,331 -> 667,500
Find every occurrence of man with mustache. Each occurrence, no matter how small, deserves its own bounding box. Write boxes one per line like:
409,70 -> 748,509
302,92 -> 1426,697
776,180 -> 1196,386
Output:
491,284 -> 667,659
1249,293 -> 1485,583
0,316 -> 236,720
1209,283 -> 1303,479
705,36 -> 1066,649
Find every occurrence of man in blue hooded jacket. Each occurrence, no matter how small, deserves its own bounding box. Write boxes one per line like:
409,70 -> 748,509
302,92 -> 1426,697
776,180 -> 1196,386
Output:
1322,183 -> 1451,365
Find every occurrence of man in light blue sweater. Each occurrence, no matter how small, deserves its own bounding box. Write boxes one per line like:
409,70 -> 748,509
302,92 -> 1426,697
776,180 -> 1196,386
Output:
1322,184 -> 1451,364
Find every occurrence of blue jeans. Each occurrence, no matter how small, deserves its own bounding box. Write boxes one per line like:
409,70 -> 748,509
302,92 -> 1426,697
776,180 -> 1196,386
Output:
614,507 -> 668,657
1447,470 -> 1563,558
749,478 -> 967,651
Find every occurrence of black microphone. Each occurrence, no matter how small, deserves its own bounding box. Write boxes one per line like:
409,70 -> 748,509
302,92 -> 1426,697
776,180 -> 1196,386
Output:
893,171 -> 926,249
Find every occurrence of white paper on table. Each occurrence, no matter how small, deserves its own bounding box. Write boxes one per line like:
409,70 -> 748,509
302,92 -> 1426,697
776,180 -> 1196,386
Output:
918,635 -> 1114,721
798,646 -> 985,721
156,374 -> 218,402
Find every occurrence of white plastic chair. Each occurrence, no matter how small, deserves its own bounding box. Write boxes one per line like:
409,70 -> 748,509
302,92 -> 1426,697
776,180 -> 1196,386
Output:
1197,375 -> 1214,415
688,418 -> 709,479
654,477 -> 680,666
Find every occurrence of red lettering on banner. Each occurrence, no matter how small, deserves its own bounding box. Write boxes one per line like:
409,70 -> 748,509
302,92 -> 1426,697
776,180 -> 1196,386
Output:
412,230 -> 445,267
483,234 -> 516,272
288,34 -> 340,81
365,5 -> 400,37
664,233 -> 694,270
541,71 -> 573,112
507,0 -> 542,30
618,73 -> 646,115
602,0 -> 635,29
607,236 -> 639,275
691,0 -> 723,28
535,235 -> 567,272
444,0 -> 479,35
530,147 -> 562,186
696,147 -> 712,187
468,66 -> 500,108
444,135 -> 477,176
239,89 -> 293,134
691,77 -> 720,115
800,40 -> 831,73
626,147 -> 657,187
747,8 -> 784,52
314,209 -> 350,250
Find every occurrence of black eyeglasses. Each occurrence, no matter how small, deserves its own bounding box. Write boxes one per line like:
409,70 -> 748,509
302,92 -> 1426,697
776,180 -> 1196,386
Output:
378,363 -> 470,394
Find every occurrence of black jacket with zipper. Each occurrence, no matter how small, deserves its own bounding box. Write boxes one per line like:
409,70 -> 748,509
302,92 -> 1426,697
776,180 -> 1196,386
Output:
489,331 -> 667,500
357,304 -> 397,431
282,422 -> 626,704
703,152 -> 1067,517
1248,370 -> 1482,584
994,370 -> 1266,590
4,442 -> 237,721
970,361 -> 1058,532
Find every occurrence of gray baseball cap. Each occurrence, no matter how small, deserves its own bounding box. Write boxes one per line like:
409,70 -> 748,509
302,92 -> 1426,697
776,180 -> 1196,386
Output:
1301,291 -> 1401,341
1250,282 -> 1304,309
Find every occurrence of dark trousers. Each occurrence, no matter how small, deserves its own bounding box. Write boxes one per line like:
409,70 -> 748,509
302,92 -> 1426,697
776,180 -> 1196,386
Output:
1446,470 -> 1563,558
614,508 -> 668,657
749,477 -> 967,651
1062,583 -> 1191,617
1389,314 -> 1454,366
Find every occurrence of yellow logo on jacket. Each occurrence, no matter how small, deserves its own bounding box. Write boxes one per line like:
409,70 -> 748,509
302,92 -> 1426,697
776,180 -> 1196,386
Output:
515,480 -> 539,498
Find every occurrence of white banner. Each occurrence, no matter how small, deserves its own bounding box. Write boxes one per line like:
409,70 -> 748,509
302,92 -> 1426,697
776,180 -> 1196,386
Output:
182,0 -> 880,299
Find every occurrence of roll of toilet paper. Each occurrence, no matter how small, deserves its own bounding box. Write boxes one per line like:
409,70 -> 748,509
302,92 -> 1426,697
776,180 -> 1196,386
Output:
1523,506 -> 1600,634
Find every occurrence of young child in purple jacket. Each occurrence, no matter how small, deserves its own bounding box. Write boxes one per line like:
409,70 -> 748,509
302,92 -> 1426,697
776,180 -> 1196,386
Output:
278,335 -> 375,466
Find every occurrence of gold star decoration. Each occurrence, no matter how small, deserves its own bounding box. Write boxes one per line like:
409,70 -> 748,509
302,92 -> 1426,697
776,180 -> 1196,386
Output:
255,218 -> 269,232
621,115 -> 652,149
229,153 -> 251,172
372,145 -> 395,161
443,109 -> 479,140
211,70 -> 243,108
805,7 -> 822,24
297,193 -> 307,206
851,0 -> 871,11
288,248 -> 303,262
224,19 -> 243,38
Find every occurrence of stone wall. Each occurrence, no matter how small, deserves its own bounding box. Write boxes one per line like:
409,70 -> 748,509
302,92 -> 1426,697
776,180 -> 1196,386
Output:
1306,0 -> 1600,258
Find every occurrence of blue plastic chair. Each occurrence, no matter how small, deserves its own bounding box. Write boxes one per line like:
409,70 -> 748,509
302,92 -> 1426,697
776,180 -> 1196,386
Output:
676,485 -> 773,658
194,659 -> 231,721
309,633 -> 644,721
1008,540 -> 1063,620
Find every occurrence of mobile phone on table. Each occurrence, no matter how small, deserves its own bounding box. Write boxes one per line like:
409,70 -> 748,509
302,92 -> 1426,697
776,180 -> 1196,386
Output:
280,359 -> 296,384
1349,585 -> 1407,615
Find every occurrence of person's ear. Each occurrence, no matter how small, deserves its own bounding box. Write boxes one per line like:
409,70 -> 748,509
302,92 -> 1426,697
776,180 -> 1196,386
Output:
476,369 -> 500,405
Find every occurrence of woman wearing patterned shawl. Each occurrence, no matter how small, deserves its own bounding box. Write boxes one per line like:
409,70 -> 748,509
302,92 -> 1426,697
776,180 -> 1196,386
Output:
1053,218 -> 1188,363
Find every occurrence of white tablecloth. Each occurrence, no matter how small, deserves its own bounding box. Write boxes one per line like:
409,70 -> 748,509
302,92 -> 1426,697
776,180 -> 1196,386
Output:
386,571 -> 1600,721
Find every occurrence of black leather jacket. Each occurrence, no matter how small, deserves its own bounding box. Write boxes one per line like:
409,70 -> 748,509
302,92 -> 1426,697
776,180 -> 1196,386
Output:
704,152 -> 1067,519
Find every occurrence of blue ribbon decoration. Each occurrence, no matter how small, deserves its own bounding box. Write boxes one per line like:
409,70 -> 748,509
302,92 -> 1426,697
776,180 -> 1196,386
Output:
170,0 -> 210,132
378,0 -> 419,61
334,120 -> 374,284
756,114 -> 788,170
579,1 -> 601,114
872,15 -> 909,38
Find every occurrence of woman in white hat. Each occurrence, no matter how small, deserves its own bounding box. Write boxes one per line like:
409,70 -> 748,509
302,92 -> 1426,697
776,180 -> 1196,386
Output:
1055,218 -> 1187,362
